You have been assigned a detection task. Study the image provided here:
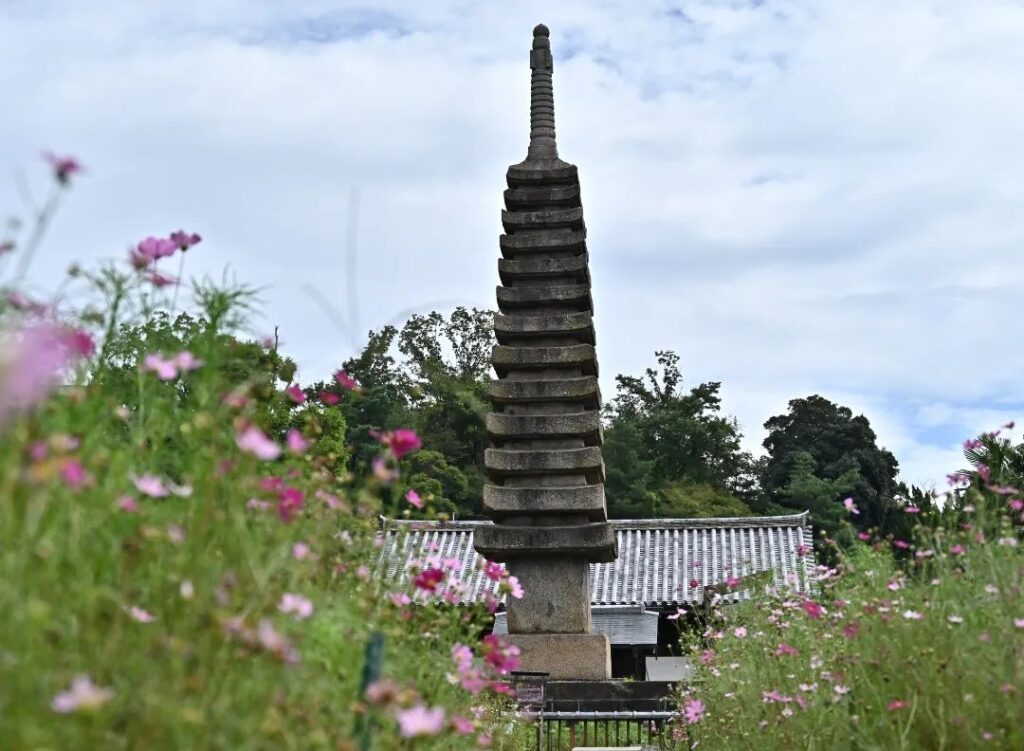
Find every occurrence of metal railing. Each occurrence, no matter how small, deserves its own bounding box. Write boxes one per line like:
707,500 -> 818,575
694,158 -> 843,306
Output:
521,710 -> 679,750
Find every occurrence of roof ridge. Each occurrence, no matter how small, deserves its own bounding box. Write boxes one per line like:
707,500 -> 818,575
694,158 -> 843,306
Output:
382,511 -> 811,532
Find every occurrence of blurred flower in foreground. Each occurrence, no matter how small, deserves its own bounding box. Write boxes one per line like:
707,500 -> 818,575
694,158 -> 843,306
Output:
0,321 -> 93,428
51,675 -> 113,713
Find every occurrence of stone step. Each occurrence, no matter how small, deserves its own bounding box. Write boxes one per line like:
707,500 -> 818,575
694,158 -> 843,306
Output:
506,161 -> 578,186
485,446 -> 605,483
473,521 -> 616,562
483,484 -> 607,520
502,207 -> 585,232
494,312 -> 595,345
496,284 -> 592,312
489,376 -> 601,409
500,230 -> 586,257
498,253 -> 590,286
486,411 -> 602,444
492,344 -> 598,377
504,184 -> 580,209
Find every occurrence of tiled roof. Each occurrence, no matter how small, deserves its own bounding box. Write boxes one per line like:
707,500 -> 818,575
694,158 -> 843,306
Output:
376,513 -> 814,607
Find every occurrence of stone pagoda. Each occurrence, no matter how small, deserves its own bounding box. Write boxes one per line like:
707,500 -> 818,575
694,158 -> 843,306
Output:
473,23 -> 617,680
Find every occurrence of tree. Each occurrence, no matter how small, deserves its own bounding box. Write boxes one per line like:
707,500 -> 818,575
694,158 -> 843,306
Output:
603,351 -> 754,518
761,395 -> 900,538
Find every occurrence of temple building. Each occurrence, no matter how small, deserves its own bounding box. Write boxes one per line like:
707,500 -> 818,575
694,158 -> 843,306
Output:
376,513 -> 815,680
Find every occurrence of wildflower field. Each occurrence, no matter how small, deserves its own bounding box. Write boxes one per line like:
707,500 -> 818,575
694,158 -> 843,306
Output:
1,157 -> 1022,749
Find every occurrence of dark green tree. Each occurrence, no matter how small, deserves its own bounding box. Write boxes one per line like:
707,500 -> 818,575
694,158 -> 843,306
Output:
761,395 -> 900,538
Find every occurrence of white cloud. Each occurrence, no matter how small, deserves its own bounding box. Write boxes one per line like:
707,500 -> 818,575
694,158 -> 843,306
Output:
2,0 -> 1023,486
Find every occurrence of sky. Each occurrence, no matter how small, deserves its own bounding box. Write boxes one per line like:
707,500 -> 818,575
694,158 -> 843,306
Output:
2,0 -> 1024,489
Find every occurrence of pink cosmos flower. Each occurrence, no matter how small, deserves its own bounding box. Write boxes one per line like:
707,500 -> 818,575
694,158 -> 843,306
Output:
128,606 -> 156,623
169,230 -> 201,250
1014,618 -> 1024,629
246,498 -> 272,512
775,643 -> 798,656
142,353 -> 178,380
902,610 -> 923,620
173,351 -> 203,372
278,593 -> 314,620
396,705 -> 446,738
733,626 -> 747,638
276,487 -> 304,523
286,429 -> 310,454
284,384 -> 305,404
60,459 -> 89,489
236,425 -> 281,460
116,495 -> 138,513
683,698 -> 705,724
136,236 -> 178,261
405,489 -> 424,509
796,544 -> 811,556
950,544 -> 966,555
334,369 -> 360,390
451,716 -> 475,734
413,567 -> 445,593
319,391 -> 340,405
179,580 -> 194,599
667,607 -> 687,620
389,593 -> 412,607
904,505 -> 921,514
44,152 -> 83,184
506,575 -> 524,599
0,321 -> 93,426
843,497 -> 859,515
51,675 -> 113,713
834,685 -> 851,696
480,634 -> 520,674
372,428 -> 422,459
1010,499 -> 1024,512
372,455 -> 398,483
893,540 -> 910,549
725,575 -> 740,589
857,532 -> 871,541
483,561 -> 505,581
292,542 -> 311,560
257,619 -> 300,664
801,600 -> 824,619
131,472 -> 170,498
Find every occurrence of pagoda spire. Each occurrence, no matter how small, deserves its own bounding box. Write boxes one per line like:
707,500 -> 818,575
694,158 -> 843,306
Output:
526,24 -> 558,161
474,25 -> 615,680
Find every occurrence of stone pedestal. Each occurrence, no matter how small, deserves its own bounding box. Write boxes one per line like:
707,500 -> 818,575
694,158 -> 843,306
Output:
507,633 -> 612,681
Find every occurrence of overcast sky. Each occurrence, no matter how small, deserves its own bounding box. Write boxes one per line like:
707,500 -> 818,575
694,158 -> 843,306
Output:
3,0 -> 1023,488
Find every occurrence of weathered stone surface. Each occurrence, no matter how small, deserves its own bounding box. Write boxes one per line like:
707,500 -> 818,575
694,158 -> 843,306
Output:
500,230 -> 586,256
494,312 -> 594,344
486,411 -> 601,443
485,447 -> 604,482
506,162 -> 578,185
505,633 -> 612,680
483,484 -> 606,520
492,344 -> 597,376
473,522 -> 616,562
498,254 -> 590,285
506,558 -> 591,632
502,207 -> 584,231
504,184 -> 580,208
489,376 -> 601,407
496,284 -> 592,311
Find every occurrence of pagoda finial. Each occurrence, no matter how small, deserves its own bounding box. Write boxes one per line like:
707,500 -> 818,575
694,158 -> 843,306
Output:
527,23 -> 558,161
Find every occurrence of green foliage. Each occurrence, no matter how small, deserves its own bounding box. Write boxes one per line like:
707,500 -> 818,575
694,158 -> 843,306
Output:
604,351 -> 754,518
762,395 -> 901,538
681,492 -> 1023,750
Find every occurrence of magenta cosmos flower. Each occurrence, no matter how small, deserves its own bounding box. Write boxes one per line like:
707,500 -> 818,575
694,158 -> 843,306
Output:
169,230 -> 201,251
44,152 -> 83,185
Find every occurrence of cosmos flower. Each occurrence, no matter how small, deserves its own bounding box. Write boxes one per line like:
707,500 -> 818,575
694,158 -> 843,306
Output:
51,675 -> 113,713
